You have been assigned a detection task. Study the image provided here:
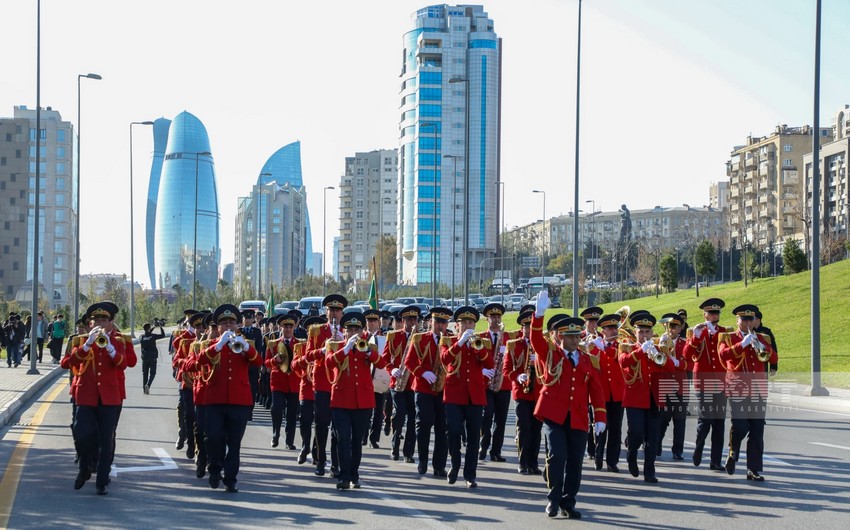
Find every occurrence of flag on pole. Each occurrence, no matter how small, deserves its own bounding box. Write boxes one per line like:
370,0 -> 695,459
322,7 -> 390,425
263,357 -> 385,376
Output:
267,285 -> 276,315
369,257 -> 379,309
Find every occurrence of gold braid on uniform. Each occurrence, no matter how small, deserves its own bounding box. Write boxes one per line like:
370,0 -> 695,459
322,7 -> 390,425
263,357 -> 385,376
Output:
620,342 -> 642,385
440,336 -> 462,377
541,343 -> 564,387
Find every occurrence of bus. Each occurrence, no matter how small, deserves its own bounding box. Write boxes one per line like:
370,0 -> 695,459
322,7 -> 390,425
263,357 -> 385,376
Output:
524,277 -> 563,305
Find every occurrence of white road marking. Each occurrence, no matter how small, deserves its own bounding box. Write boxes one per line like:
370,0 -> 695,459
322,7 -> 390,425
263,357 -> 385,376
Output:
364,482 -> 456,530
683,441 -> 790,466
110,447 -> 178,476
810,442 -> 850,451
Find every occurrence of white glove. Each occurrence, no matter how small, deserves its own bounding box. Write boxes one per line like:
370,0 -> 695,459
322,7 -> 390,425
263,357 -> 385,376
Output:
693,323 -> 704,339
672,357 -> 680,368
534,290 -> 550,317
236,336 -> 249,350
660,333 -> 669,343
482,368 -> 496,379
529,354 -> 536,362
187,326 -> 195,335
391,368 -> 403,379
499,345 -> 506,354
458,329 -> 475,346
595,422 -> 606,436
422,370 -> 437,384
518,373 -> 529,384
640,340 -> 654,353
219,330 -> 234,344
343,334 -> 358,355
707,322 -> 717,335
740,332 -> 754,348
106,344 -> 116,359
591,337 -> 605,351
84,327 -> 100,347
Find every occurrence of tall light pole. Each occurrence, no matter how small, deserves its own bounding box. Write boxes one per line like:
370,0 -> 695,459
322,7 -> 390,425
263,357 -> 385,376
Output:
444,154 -> 461,307
257,172 -> 272,297
129,121 -> 154,336
449,76 -> 470,303
28,0 -> 43,375
585,199 -> 595,284
571,0 -> 584,317
192,151 -> 212,310
499,180 -> 505,306
74,72 -> 102,326
323,186 -> 335,296
532,190 -> 546,293
421,122 -> 438,303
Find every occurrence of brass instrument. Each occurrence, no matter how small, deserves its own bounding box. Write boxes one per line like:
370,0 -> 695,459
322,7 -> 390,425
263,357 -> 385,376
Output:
644,340 -> 667,366
276,339 -> 292,373
616,306 -> 636,348
231,332 -> 245,354
355,336 -> 370,353
430,329 -> 452,392
488,325 -> 506,392
750,331 -> 770,362
95,329 -> 110,348
471,337 -> 487,351
522,340 -> 536,395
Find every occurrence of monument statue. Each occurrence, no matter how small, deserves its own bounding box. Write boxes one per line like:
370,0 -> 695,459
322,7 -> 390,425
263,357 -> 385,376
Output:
619,204 -> 632,245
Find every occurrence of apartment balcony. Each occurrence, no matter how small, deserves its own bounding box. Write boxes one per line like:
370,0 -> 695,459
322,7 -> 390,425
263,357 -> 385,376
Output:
783,219 -> 797,229
745,199 -> 755,209
730,187 -> 741,198
744,158 -> 757,169
758,193 -> 770,204
730,202 -> 740,212
744,184 -> 755,195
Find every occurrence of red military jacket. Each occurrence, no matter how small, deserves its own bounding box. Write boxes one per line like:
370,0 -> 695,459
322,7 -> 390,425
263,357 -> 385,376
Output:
439,333 -> 494,406
717,329 -> 777,399
183,340 -> 211,405
265,336 -> 301,393
64,329 -> 136,407
505,334 -> 541,402
477,329 -> 514,391
587,338 -> 626,403
172,331 -> 197,390
290,342 -> 313,401
656,338 -> 690,402
327,339 -> 387,409
618,342 -> 677,409
306,323 -> 338,393
381,329 -> 413,392
684,324 -> 730,392
404,331 -> 444,396
198,336 -> 262,406
529,315 -> 606,430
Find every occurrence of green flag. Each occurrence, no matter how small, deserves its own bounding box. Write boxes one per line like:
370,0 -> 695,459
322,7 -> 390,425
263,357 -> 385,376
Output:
368,275 -> 378,310
267,285 -> 276,314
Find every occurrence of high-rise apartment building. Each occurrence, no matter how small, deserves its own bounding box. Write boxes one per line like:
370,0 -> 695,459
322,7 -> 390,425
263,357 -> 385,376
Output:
726,124 -> 832,251
337,149 -> 398,283
234,181 -> 307,297
397,4 -> 501,287
153,111 -> 220,292
0,106 -> 75,308
709,181 -> 730,211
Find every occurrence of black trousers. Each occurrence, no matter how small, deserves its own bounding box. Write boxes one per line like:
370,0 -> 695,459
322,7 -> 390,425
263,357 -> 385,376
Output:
480,389 -> 511,457
314,391 -> 334,468
446,403 -> 483,482
194,404 -> 207,472
542,416 -> 586,510
271,391 -> 299,445
515,399 -> 543,471
179,388 -> 196,452
696,390 -> 727,466
332,408 -> 371,483
74,403 -> 120,489
594,400 -> 624,467
204,404 -> 250,485
176,390 -> 186,442
728,396 -> 767,472
659,393 -> 688,457
142,358 -> 157,387
48,337 -> 63,361
364,392 -> 386,445
414,392 -> 448,472
626,402 -> 662,479
299,399 -> 315,454
390,389 -> 416,458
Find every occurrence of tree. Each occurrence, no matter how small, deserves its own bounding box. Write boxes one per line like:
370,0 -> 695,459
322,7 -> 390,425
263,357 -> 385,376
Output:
693,240 -> 717,296
659,252 -> 677,293
783,238 -> 808,274
375,235 -> 398,288
546,254 -> 571,275
631,245 -> 656,288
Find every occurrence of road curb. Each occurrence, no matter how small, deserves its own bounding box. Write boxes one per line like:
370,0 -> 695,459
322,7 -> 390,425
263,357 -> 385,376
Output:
0,366 -> 66,426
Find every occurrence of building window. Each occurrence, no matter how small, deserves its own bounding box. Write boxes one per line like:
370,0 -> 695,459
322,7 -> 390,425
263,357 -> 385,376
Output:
355,221 -> 364,230
57,129 -> 66,142
355,211 -> 364,219
55,209 -> 65,221
57,146 -> 65,158
56,162 -> 65,174
783,144 -> 792,152
56,194 -> 65,206
783,159 -> 792,167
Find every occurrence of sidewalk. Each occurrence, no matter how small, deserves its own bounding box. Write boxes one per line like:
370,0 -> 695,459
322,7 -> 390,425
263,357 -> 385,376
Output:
0,362 -> 66,425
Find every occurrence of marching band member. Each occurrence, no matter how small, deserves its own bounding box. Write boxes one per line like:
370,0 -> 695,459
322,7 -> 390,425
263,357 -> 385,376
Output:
579,306 -> 603,461
717,304 -> 777,481
619,311 -> 679,483
657,312 -> 690,460
172,309 -> 197,452
292,315 -> 325,465
684,298 -> 730,470
404,306 -> 452,477
198,304 -> 262,493
381,305 -> 420,463
327,312 -> 388,489
530,292 -> 605,519
174,311 -> 208,461
586,313 -> 626,472
440,306 -> 495,488
479,303 -> 514,463
363,309 -> 389,448
240,310 -> 265,420
505,308 -> 542,475
266,313 -> 300,449
183,311 -> 215,478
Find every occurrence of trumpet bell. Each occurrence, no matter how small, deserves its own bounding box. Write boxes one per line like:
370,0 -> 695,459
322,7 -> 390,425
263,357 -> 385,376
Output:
355,338 -> 370,353
471,337 -> 486,351
231,341 -> 244,354
95,333 -> 109,348
756,349 -> 771,363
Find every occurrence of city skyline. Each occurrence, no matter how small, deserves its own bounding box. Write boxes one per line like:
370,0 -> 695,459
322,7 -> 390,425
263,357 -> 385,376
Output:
3,0 -> 850,284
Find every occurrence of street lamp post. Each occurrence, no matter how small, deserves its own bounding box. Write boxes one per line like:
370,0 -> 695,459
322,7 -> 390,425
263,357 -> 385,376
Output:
29,0 -> 42,376
74,72 -> 102,325
444,154 -> 461,307
499,181 -> 505,306
421,122 -> 438,303
571,0 -> 584,317
129,121 -> 154,336
192,151 -> 212,310
257,173 -> 272,297
532,190 -> 546,293
323,186 -> 335,296
449,76 -> 470,303
585,199 -> 595,284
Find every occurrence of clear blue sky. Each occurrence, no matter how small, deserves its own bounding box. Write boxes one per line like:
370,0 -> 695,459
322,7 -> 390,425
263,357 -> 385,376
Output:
2,0 -> 847,286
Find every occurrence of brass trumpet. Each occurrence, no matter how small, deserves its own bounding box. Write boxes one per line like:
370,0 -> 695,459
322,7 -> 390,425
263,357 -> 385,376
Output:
644,341 -> 667,366
95,331 -> 110,348
471,336 -> 487,351
230,331 -> 246,354
750,332 -> 770,362
355,337 -> 370,353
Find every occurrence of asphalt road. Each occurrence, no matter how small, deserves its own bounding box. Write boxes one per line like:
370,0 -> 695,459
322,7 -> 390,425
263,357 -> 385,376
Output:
1,339 -> 848,529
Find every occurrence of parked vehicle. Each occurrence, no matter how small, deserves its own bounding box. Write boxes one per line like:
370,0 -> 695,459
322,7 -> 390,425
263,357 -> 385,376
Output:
297,296 -> 325,316
273,301 -> 299,315
238,300 -> 267,314
394,297 -> 417,306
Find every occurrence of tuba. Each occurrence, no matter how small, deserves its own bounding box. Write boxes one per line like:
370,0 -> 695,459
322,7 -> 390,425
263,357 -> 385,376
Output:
616,306 -> 636,348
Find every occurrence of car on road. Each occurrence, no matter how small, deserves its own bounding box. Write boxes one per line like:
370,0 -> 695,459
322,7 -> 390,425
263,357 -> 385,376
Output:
509,294 -> 529,311
273,301 -> 299,315
238,300 -> 267,314
297,296 -> 325,316
394,297 -> 417,306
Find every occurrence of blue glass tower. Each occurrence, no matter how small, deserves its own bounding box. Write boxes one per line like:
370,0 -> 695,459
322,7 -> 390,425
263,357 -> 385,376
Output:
256,141 -> 313,267
145,117 -> 171,289
154,111 -> 220,291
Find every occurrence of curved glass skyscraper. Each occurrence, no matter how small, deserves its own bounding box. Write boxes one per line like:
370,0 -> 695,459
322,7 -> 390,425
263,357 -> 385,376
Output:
154,111 -> 220,291
145,117 -> 171,289
256,141 -> 313,264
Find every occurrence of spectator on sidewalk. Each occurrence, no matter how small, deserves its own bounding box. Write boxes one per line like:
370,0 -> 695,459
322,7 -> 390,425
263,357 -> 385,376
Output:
22,315 -> 33,364
140,321 -> 167,394
5,313 -> 26,367
34,311 -> 48,362
48,314 -> 67,364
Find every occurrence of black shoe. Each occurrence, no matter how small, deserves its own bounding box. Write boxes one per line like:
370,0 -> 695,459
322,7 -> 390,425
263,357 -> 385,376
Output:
314,465 -> 325,477
96,486 -> 107,495
518,467 -> 530,475
417,464 -> 427,475
196,464 -> 206,478
478,451 -> 486,461
628,458 -> 639,477
74,455 -> 79,464
490,455 -> 506,462
692,442 -> 704,467
530,467 -> 543,475
545,502 -> 558,518
330,467 -> 340,478
709,463 -> 724,471
606,464 -> 620,473
361,439 -> 368,446
747,470 -> 764,482
286,444 -> 296,450
352,480 -> 362,489
561,507 -> 582,519
74,469 -> 90,490
594,457 -> 603,471
176,438 -> 185,450
298,449 -> 308,464
391,451 -> 399,461
725,455 -> 736,475
644,475 -> 659,483
271,436 -> 279,448
336,480 -> 351,490
369,441 -> 380,449
404,456 -> 415,464
447,467 -> 458,485
466,480 -> 478,488
225,483 -> 238,493
209,474 -> 221,489
673,453 -> 684,461
433,469 -> 447,478
186,445 -> 195,460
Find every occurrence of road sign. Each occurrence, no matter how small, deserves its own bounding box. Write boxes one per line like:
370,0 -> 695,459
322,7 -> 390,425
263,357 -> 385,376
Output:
521,256 -> 540,268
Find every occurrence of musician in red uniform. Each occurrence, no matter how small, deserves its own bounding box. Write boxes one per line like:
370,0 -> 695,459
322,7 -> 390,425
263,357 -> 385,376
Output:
266,313 -> 301,449
718,304 -> 778,481
174,311 -> 207,461
530,293 -> 605,519
404,306 -> 452,477
363,309 -> 389,448
478,302 -> 514,463
182,312 -> 217,478
657,313 -> 691,461
586,313 -> 626,472
505,309 -> 542,475
64,302 -> 136,495
198,304 -> 263,493
579,306 -> 603,460
306,295 -> 348,477
381,305 -> 420,463
684,298 -> 731,470
327,312 -> 388,489
172,309 -> 198,451
619,311 -> 681,483
291,315 -> 324,465
440,306 -> 495,488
